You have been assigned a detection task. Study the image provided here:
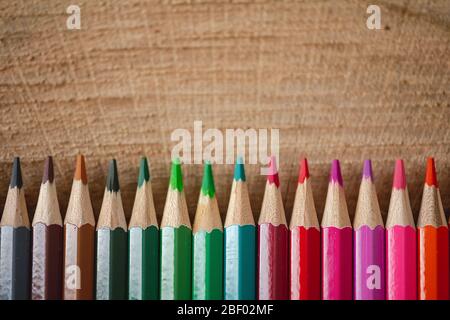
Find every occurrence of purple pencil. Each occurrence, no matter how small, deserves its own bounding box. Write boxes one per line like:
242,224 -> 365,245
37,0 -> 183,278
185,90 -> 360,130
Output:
353,160 -> 385,300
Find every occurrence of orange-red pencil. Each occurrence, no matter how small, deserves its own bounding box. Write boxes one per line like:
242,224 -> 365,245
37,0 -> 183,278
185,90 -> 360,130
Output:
417,157 -> 449,300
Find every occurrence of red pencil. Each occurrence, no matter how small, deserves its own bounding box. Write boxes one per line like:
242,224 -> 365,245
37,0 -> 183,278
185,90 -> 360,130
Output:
417,158 -> 449,300
289,158 -> 320,300
258,156 -> 289,300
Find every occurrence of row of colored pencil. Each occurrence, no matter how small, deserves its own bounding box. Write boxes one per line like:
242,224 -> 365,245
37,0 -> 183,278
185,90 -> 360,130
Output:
0,155 -> 448,300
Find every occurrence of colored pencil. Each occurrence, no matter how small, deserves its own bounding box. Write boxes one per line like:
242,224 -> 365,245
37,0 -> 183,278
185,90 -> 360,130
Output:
321,159 -> 352,300
0,157 -> 31,300
417,157 -> 449,300
31,156 -> 63,300
63,155 -> 95,300
353,160 -> 385,300
128,157 -> 159,300
289,158 -> 320,300
257,156 -> 289,300
192,162 -> 223,300
224,157 -> 256,300
160,159 -> 192,300
96,159 -> 128,300
385,159 -> 416,300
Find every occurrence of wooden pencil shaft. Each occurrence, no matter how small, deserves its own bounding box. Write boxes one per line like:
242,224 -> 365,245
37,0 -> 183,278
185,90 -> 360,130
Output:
353,226 -> 385,300
257,223 -> 289,300
96,228 -> 127,300
290,226 -> 320,300
0,226 -> 31,300
128,226 -> 159,300
63,223 -> 95,300
31,223 -> 63,300
224,225 -> 256,300
192,229 -> 223,300
321,227 -> 353,300
418,226 -> 449,300
386,226 -> 417,300
160,226 -> 191,300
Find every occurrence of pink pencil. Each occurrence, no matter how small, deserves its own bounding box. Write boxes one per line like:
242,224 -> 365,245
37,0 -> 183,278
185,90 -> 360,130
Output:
321,160 -> 352,300
385,159 -> 416,300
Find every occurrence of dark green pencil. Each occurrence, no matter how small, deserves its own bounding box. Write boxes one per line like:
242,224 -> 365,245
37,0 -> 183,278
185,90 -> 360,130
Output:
96,159 -> 128,300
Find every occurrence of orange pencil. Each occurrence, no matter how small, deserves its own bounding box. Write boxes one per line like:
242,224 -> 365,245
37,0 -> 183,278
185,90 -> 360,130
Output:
417,158 -> 449,300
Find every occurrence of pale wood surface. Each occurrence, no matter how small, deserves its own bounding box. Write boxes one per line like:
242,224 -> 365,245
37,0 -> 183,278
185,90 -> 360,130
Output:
0,0 -> 449,223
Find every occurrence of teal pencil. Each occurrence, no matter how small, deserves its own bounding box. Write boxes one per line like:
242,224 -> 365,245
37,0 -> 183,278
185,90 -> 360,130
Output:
224,158 -> 256,299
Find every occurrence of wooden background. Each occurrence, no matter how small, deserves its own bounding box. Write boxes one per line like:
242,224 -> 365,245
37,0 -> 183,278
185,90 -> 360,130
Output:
1,0 -> 449,224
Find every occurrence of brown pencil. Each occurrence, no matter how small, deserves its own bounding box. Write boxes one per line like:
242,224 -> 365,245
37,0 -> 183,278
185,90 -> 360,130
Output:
63,155 -> 96,300
31,156 -> 63,300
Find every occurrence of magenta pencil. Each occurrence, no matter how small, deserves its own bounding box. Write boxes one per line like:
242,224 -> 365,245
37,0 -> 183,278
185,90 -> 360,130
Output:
353,160 -> 385,300
385,159 -> 416,300
321,160 -> 352,300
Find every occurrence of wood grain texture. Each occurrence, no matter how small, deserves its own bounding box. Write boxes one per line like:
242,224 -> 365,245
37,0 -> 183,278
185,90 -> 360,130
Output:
0,0 -> 449,224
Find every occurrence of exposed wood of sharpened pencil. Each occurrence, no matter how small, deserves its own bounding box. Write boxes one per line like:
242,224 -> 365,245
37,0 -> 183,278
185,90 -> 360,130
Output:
0,157 -> 31,300
224,157 -> 256,300
160,159 -> 192,300
385,159 -> 416,300
258,156 -> 288,300
289,158 -> 320,300
128,157 -> 159,300
96,159 -> 128,300
192,162 -> 223,300
417,157 -> 449,300
321,159 -> 352,300
353,160 -> 385,300
63,155 -> 96,300
31,156 -> 63,300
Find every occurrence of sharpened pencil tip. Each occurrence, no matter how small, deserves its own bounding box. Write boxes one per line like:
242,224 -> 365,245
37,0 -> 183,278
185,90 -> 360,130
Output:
138,157 -> 150,188
330,159 -> 343,186
10,157 -> 23,189
170,159 -> 183,192
74,155 -> 88,184
42,156 -> 54,184
234,156 -> 246,182
298,158 -> 309,183
201,162 -> 216,197
106,159 -> 120,192
267,155 -> 280,187
393,159 -> 406,190
362,159 -> 373,181
425,157 -> 438,188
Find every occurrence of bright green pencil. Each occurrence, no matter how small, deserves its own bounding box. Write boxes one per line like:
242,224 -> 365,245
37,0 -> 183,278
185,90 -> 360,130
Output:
192,162 -> 223,300
160,159 -> 192,300
128,157 -> 159,300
